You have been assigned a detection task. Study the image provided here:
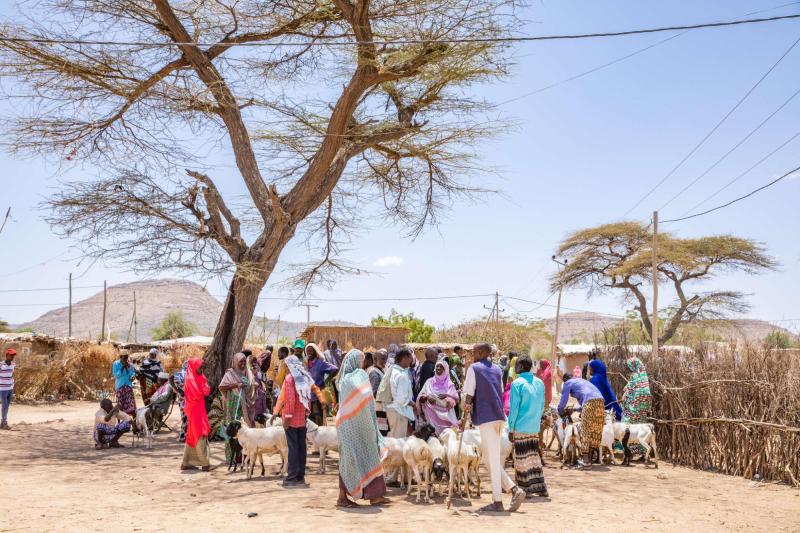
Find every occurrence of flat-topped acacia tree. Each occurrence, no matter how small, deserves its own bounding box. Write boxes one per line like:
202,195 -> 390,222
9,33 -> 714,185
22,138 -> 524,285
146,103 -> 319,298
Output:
551,222 -> 777,345
0,0 -> 518,385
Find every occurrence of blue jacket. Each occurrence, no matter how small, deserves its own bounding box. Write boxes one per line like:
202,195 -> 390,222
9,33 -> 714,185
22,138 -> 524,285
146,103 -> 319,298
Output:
507,372 -> 546,434
112,359 -> 135,390
589,359 -> 622,420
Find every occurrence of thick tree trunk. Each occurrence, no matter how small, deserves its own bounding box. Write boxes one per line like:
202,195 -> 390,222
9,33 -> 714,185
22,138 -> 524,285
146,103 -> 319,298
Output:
204,267 -> 270,388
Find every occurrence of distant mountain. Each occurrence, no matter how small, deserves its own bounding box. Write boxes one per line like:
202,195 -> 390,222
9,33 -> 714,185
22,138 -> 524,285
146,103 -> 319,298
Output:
20,279 -> 358,342
543,311 -> 796,344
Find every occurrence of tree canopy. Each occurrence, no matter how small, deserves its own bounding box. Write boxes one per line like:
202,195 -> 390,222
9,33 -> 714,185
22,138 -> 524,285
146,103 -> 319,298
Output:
0,0 -> 519,384
371,309 -> 433,343
151,311 -> 197,340
551,221 -> 777,344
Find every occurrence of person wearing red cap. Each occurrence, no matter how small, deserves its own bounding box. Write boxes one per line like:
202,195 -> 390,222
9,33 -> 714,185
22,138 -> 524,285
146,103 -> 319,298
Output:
1,348 -> 16,429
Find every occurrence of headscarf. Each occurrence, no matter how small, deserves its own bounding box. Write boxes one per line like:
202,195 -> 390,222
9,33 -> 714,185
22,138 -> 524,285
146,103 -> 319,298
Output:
536,359 -> 553,405
305,342 -> 325,362
507,356 -> 519,383
335,350 -> 384,499
588,358 -> 622,420
502,382 -> 511,417
220,352 -> 255,424
285,355 -> 314,410
417,360 -> 459,434
183,358 -> 210,447
622,356 -> 652,423
257,350 -> 272,372
428,360 -> 457,398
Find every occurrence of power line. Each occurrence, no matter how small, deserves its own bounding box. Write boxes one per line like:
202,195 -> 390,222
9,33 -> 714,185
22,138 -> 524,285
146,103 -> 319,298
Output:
623,33 -> 800,217
495,31 -> 688,107
682,128 -> 800,215
658,84 -> 800,212
494,0 -> 800,108
502,295 -> 627,319
661,164 -> 800,223
0,14 -> 798,49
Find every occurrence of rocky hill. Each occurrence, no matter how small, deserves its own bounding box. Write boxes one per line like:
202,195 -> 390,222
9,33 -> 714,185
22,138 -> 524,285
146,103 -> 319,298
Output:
19,279 -> 356,342
543,311 -> 796,343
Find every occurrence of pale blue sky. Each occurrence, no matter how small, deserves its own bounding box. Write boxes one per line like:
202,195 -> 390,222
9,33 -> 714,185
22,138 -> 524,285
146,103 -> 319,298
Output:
0,1 -> 798,332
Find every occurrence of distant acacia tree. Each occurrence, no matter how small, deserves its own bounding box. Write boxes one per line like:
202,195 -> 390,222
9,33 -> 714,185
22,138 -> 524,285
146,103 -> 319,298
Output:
0,319 -> 10,333
552,222 -> 776,345
0,0 -> 517,384
371,309 -> 434,343
151,311 -> 197,341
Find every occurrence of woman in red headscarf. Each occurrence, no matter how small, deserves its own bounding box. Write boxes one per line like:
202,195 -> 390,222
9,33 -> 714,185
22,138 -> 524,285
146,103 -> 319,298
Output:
181,358 -> 211,471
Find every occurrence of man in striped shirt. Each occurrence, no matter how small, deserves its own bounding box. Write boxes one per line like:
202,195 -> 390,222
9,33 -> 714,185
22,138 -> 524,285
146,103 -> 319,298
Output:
1,348 -> 16,430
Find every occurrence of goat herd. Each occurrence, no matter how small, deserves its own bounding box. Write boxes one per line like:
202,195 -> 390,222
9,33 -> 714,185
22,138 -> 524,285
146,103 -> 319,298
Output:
221,405 -> 659,507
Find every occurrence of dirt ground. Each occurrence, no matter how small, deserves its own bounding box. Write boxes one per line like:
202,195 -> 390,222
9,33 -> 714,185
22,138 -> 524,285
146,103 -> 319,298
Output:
1,402 -> 798,533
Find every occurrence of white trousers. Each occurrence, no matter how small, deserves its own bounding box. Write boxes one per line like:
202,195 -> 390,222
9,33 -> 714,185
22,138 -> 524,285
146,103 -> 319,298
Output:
387,408 -> 410,438
479,420 -> 515,502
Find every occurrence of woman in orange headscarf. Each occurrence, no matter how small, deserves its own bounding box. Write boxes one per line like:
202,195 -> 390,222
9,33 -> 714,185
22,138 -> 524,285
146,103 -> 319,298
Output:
181,358 -> 211,471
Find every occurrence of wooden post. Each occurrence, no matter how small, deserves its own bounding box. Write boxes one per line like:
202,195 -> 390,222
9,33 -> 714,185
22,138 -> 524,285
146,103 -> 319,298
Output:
133,291 -> 137,343
652,211 -> 659,359
101,280 -> 107,343
68,272 -> 72,338
550,284 -> 563,363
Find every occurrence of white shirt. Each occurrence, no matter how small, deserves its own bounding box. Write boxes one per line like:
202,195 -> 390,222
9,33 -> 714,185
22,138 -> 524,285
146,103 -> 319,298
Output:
0,361 -> 14,392
387,366 -> 415,421
463,365 -> 477,397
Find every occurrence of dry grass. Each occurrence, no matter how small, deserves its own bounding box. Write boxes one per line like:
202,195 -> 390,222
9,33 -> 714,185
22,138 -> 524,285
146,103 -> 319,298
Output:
14,343 -> 118,401
604,341 -> 800,486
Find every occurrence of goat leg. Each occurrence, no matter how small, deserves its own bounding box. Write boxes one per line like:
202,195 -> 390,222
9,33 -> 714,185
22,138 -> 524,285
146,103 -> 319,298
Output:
622,429 -> 632,467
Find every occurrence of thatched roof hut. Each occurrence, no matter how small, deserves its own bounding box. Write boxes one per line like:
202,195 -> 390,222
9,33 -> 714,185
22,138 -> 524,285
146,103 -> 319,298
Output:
300,325 -> 409,351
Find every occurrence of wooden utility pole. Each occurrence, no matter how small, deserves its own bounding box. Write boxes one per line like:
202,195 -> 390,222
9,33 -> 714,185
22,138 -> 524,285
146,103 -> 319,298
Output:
261,312 -> 267,344
133,291 -> 138,343
550,256 -> 568,373
301,303 -> 319,326
483,292 -> 504,323
68,272 -> 72,338
652,211 -> 659,359
101,280 -> 107,343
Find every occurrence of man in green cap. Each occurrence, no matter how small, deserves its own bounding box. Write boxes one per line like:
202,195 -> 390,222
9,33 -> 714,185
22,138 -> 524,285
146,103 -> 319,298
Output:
292,339 -> 306,358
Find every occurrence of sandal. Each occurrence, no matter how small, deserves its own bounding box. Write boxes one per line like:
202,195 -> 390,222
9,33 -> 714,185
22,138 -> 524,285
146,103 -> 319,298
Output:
336,499 -> 359,508
477,502 -> 504,513
369,497 -> 391,506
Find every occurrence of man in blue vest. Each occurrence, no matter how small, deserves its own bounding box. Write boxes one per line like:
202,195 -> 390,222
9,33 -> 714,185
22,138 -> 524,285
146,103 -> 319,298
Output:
461,343 -> 525,513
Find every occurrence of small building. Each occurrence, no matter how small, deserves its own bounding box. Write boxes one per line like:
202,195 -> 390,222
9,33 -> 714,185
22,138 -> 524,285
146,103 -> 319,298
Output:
300,325 -> 409,351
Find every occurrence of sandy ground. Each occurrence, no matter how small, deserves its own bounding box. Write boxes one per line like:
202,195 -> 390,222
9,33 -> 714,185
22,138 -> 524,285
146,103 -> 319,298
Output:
1,402 -> 798,533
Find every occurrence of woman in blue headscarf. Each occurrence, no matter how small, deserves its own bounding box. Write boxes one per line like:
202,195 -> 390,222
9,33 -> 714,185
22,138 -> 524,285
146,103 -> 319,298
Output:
588,358 -> 622,420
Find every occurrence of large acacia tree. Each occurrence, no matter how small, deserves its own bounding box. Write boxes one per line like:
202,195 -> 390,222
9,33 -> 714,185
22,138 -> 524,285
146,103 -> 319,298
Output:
0,0 -> 518,384
551,222 -> 776,345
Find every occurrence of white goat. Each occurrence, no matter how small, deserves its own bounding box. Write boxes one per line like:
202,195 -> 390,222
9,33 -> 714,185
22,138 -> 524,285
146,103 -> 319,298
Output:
403,425 -> 437,502
227,422 -> 289,478
560,420 -> 581,468
133,403 -> 163,449
464,443 -> 482,498
441,429 -> 480,500
600,411 -> 617,465
381,437 -> 410,488
305,420 -> 339,474
612,421 -> 659,468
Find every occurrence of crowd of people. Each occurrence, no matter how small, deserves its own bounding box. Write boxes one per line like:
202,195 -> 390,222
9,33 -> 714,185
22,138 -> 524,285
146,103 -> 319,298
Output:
89,340 -> 652,512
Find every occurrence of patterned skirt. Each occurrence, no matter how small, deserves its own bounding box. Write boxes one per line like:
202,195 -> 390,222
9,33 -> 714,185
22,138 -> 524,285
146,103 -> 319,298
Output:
182,437 -> 210,468
116,385 -> 136,416
513,432 -> 547,495
94,421 -> 131,445
580,398 -> 605,453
